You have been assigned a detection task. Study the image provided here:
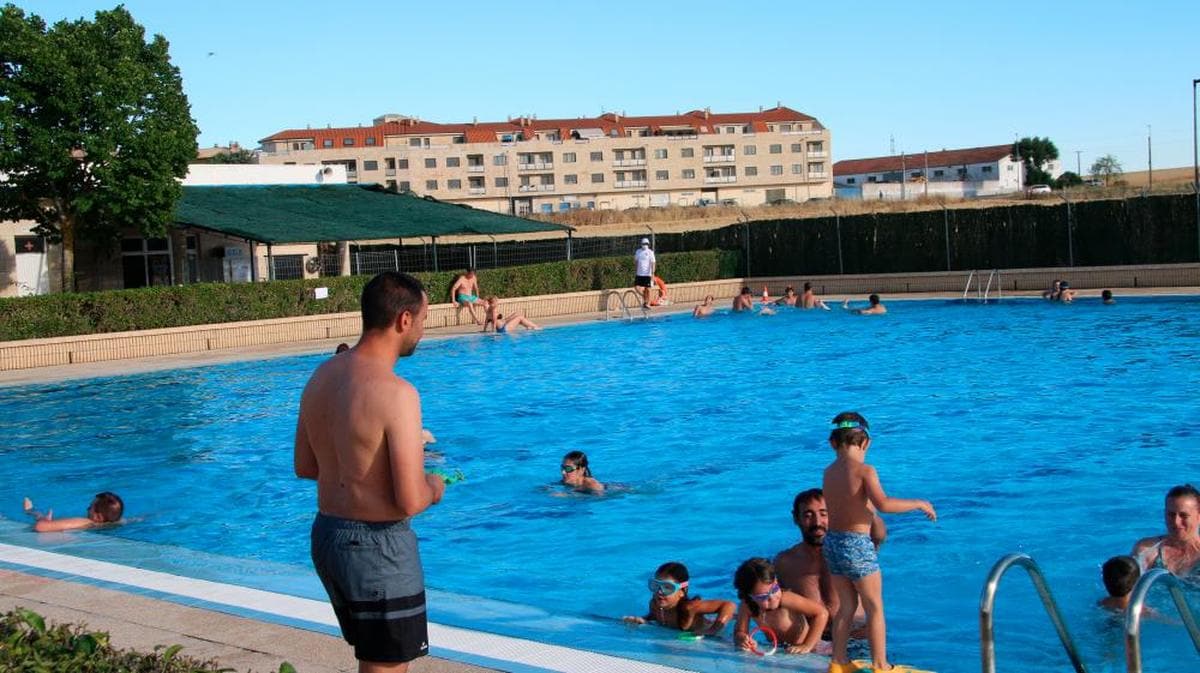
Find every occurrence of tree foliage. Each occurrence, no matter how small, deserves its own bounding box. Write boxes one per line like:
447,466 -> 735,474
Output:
1054,171 -> 1083,189
1011,136 -> 1059,186
1090,154 -> 1123,186
0,4 -> 198,290
203,148 -> 256,164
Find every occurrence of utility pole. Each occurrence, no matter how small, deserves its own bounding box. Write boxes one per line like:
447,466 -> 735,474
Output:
889,135 -> 895,155
900,152 -> 906,200
924,150 -> 929,197
1147,124 -> 1153,190
1075,150 -> 1082,177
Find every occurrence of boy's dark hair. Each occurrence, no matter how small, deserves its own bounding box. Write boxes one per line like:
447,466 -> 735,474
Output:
562,450 -> 592,478
792,488 -> 824,519
361,272 -> 425,331
334,343 -> 350,354
90,492 -> 124,522
1167,483 -> 1200,501
1102,555 -> 1140,597
830,411 -> 870,447
740,286 -> 751,295
803,282 -> 812,291
733,557 -> 776,617
1101,289 -> 1113,300
868,294 -> 880,305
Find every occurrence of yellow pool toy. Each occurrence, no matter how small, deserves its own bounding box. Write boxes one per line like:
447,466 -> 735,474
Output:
829,662 -> 935,673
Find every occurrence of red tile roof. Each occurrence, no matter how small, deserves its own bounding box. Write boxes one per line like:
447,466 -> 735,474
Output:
259,106 -> 822,146
833,144 -> 1013,176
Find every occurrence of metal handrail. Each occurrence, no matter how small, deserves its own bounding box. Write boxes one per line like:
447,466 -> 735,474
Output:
962,270 -> 977,300
1124,567 -> 1200,673
983,270 -> 996,302
604,289 -> 647,321
980,553 -> 1089,673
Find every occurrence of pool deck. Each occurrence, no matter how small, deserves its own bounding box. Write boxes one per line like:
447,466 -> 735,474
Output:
1,284 -> 1197,672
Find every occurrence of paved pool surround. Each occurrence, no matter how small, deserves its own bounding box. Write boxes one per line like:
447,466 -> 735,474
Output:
3,263 -> 1198,373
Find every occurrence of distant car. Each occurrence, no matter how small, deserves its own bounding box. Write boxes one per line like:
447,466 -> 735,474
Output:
1028,184 -> 1052,194
768,198 -> 796,206
719,198 -> 738,206
696,198 -> 716,207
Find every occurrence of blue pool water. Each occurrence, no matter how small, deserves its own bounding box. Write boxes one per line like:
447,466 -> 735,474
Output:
2,296 -> 1200,672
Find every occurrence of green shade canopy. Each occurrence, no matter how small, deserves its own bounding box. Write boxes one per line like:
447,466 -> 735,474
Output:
175,185 -> 572,243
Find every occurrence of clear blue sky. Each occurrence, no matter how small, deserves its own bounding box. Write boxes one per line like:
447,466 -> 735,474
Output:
21,0 -> 1200,173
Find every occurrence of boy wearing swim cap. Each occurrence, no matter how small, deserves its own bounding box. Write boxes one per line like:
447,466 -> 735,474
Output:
822,411 -> 936,673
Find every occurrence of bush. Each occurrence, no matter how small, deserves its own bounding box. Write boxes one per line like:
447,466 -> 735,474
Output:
0,250 -> 738,341
0,607 -> 295,672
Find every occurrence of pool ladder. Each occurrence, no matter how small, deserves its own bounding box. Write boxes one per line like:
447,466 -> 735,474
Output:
980,553 -> 1200,673
603,289 -> 649,321
962,269 -> 1003,303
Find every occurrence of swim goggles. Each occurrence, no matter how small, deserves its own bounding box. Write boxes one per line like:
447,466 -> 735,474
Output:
749,582 -> 781,603
560,464 -> 581,474
832,420 -> 869,436
648,578 -> 688,595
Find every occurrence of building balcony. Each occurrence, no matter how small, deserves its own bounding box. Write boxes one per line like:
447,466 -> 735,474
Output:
614,180 -> 648,188
704,175 -> 737,184
385,168 -> 396,176
517,161 -> 553,171
468,187 -> 486,195
518,184 -> 556,192
613,159 -> 646,167
346,170 -> 358,179
807,172 -> 826,180
807,151 -> 828,159
703,154 -> 735,163
467,165 -> 485,173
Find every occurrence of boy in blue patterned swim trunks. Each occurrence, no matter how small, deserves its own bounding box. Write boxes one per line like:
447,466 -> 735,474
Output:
822,412 -> 936,673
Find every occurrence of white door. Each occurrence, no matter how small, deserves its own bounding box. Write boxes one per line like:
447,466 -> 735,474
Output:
14,236 -> 49,296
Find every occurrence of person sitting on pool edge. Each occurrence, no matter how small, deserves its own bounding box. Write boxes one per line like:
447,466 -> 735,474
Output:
1098,555 -> 1140,612
732,557 -> 829,655
23,492 -> 124,532
843,294 -> 887,315
481,296 -> 540,333
560,450 -> 604,494
624,561 -> 735,636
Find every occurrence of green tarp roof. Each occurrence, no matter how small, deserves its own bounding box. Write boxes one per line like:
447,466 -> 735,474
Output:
175,185 -> 572,244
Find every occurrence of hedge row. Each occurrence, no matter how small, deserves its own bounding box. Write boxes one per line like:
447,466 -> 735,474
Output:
0,250 -> 737,341
0,607 -> 296,672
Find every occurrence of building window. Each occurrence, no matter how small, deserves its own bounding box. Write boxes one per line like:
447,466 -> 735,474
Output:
446,179 -> 460,189
495,177 -> 509,187
745,166 -> 758,176
398,181 -> 411,191
563,152 -> 577,163
654,149 -> 668,159
363,160 -> 378,171
410,138 -> 422,147
398,158 -> 409,169
365,137 -> 377,146
911,172 -> 922,179
424,158 -> 436,169
493,154 -> 507,166
322,139 -> 333,148
386,179 -> 398,191
681,147 -> 694,158
770,165 -> 783,176
982,165 -> 993,173
656,170 -> 669,180
934,169 -> 944,177
426,180 -> 438,190
781,124 -> 793,132
591,173 -> 604,183
847,177 -> 856,184
541,204 -> 554,213
957,168 -> 968,177
726,126 -> 737,134
769,144 -> 782,154
447,157 -> 461,168
271,255 -> 305,281
791,143 -> 803,152
590,151 -> 603,161
809,162 -> 826,175
743,145 -> 757,155
807,141 -> 824,153
342,138 -> 354,146
682,168 -> 695,179
868,176 -> 878,183
120,237 -> 173,289
792,164 -> 803,174
564,174 -> 578,184
385,158 -> 396,170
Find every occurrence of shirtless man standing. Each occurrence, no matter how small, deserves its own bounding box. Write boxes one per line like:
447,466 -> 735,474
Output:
775,488 -> 886,638
295,272 -> 446,673
450,268 -> 484,324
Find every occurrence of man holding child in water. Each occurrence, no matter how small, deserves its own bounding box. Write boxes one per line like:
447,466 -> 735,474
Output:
295,272 -> 445,672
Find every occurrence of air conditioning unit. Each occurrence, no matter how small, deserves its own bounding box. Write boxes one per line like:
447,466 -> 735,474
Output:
224,246 -> 244,258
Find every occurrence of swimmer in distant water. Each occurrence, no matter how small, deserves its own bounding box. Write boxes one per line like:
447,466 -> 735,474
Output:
482,296 -> 540,333
776,286 -> 799,307
843,294 -> 887,315
693,294 -> 716,318
624,561 -> 735,636
23,492 -> 124,532
1042,279 -> 1062,300
1098,555 -> 1139,612
801,282 -> 831,310
1056,281 -> 1076,303
560,450 -> 604,494
1101,289 -> 1115,305
732,287 -> 755,312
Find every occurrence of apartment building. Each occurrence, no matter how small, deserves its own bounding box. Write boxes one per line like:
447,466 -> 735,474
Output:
258,105 -> 833,214
833,144 -> 1062,200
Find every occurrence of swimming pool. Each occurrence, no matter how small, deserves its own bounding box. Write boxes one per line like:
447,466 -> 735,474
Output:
1,296 -> 1199,672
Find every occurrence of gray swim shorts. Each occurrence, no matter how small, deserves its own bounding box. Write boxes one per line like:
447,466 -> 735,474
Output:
311,513 -> 429,663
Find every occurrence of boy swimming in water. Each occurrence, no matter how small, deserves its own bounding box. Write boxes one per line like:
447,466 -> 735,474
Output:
822,412 -> 935,672
1098,555 -> 1139,612
23,492 -> 124,532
